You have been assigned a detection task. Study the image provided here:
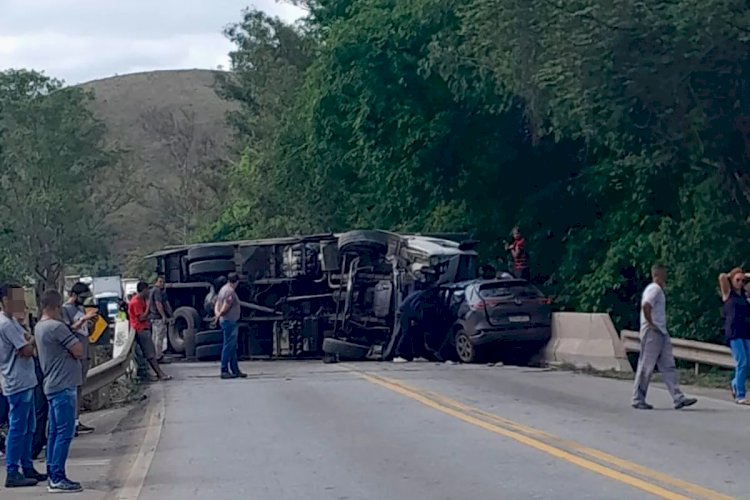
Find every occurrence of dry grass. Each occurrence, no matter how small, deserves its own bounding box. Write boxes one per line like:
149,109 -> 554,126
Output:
81,69 -> 238,268
82,344 -> 143,411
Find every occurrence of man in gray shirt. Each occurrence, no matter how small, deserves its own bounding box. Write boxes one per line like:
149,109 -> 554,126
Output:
148,276 -> 172,363
62,282 -> 97,436
214,273 -> 245,379
35,289 -> 84,493
0,284 -> 46,488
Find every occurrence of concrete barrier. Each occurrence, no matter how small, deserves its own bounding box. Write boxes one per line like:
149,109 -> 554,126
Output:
545,312 -> 632,372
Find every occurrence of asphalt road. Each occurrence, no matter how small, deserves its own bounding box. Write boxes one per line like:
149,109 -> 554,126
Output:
134,361 -> 749,500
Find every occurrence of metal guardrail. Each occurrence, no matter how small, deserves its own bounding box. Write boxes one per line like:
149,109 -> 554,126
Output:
621,330 -> 734,371
82,322 -> 136,397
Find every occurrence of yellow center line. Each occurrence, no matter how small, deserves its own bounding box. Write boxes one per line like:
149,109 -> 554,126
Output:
427,392 -> 732,500
346,367 -> 732,500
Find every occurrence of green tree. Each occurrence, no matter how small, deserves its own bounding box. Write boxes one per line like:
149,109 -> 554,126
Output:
208,9 -> 320,240
210,0 -> 750,343
454,0 -> 750,338
0,69 -> 115,292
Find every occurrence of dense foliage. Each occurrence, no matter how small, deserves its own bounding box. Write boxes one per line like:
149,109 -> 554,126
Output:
210,1 -> 750,342
0,70 -> 116,292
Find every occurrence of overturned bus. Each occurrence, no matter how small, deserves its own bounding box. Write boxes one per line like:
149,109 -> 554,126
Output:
145,230 -> 479,362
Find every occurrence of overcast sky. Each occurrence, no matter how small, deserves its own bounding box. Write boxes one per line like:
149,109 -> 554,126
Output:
0,0 -> 305,84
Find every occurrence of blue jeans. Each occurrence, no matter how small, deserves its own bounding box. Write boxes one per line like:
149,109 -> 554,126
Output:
220,319 -> 239,375
46,387 -> 77,483
731,339 -> 750,399
5,388 -> 36,474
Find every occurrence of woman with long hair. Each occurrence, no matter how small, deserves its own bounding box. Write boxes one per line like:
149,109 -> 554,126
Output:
719,268 -> 750,404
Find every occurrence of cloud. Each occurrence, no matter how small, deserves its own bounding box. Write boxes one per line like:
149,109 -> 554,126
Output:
0,0 -> 305,84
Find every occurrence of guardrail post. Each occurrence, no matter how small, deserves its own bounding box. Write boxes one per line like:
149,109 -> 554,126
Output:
89,346 -> 103,410
694,362 -> 700,376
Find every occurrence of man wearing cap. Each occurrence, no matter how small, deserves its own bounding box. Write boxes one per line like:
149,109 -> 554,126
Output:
62,283 -> 97,436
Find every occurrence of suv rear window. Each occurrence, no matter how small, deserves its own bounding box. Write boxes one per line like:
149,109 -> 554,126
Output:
478,283 -> 543,299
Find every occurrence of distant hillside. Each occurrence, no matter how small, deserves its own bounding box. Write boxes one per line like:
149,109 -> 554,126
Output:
81,69 -> 238,273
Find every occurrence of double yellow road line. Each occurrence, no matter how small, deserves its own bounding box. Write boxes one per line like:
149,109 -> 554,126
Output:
349,367 -> 732,500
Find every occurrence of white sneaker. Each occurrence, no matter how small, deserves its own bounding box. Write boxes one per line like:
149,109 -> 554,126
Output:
393,357 -> 409,363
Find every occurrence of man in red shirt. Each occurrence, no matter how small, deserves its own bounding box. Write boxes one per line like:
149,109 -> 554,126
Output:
128,282 -> 171,381
506,226 -> 530,281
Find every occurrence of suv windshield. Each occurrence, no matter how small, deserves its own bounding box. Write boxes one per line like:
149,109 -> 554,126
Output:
478,282 -> 543,300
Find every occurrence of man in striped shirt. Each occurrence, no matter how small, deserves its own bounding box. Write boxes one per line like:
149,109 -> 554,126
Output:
506,227 -> 530,281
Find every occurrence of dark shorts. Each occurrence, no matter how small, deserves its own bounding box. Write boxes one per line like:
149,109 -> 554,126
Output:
135,329 -> 156,360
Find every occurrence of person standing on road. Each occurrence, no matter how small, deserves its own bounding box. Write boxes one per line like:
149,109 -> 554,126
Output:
128,283 -> 171,382
148,276 -> 173,364
214,273 -> 246,379
0,284 -> 47,488
719,268 -> 750,404
393,288 -> 428,363
35,289 -> 84,493
62,282 -> 97,437
632,264 -> 697,410
506,227 -> 530,281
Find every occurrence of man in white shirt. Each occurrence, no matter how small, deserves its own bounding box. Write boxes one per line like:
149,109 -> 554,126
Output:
632,264 -> 697,410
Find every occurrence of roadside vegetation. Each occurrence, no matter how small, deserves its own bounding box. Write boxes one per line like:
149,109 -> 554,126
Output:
206,0 -> 750,343
0,70 -> 122,292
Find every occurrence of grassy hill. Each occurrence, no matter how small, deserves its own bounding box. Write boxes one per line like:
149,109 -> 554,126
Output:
81,69 -> 237,273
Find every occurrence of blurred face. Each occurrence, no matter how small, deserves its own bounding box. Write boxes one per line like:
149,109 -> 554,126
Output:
156,277 -> 165,289
512,228 -> 521,240
732,272 -> 745,292
2,287 -> 26,317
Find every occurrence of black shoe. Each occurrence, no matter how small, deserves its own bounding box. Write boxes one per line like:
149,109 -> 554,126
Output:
236,371 -> 248,378
632,402 -> 654,410
5,470 -> 38,488
23,467 -> 47,482
220,372 -> 237,379
48,478 -> 83,493
76,423 -> 95,435
675,397 -> 697,410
